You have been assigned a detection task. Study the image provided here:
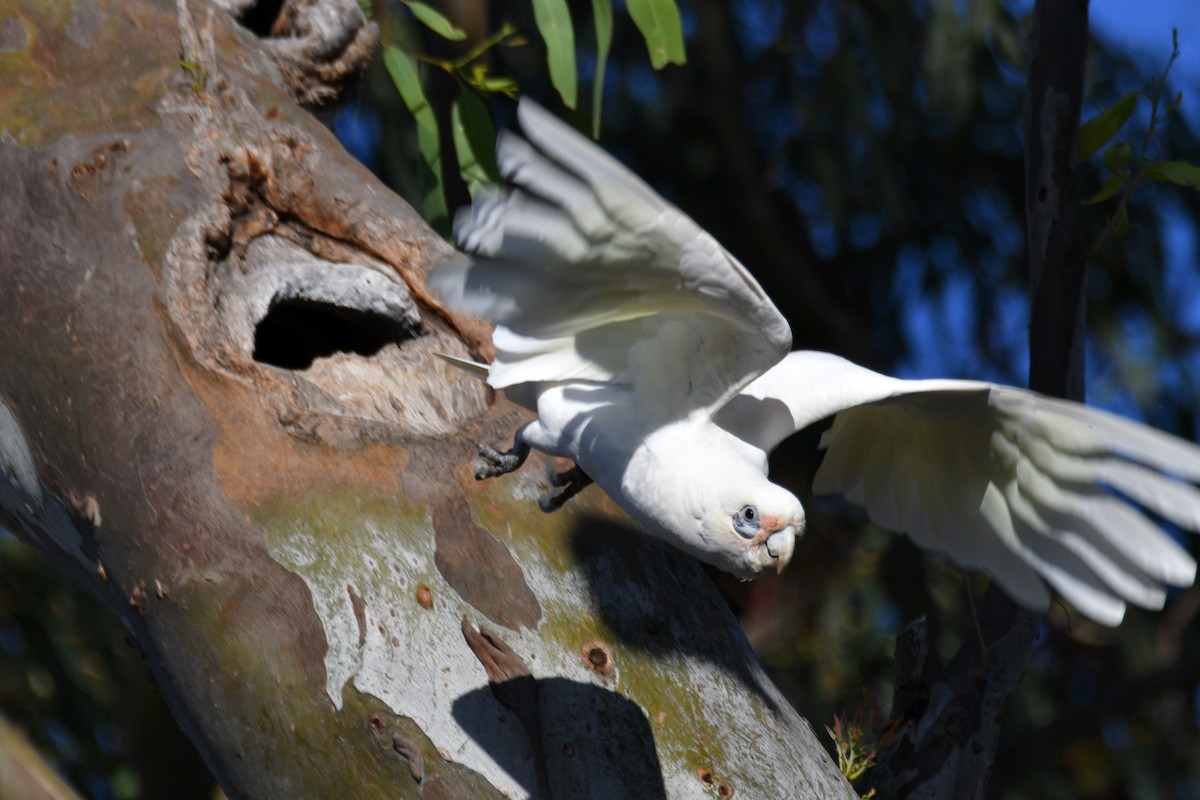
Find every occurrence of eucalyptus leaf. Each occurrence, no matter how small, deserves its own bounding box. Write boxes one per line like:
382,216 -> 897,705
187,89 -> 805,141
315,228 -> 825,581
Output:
402,1 -> 466,41
1078,90 -> 1139,162
1084,174 -> 1124,205
382,46 -> 448,232
532,0 -> 577,108
383,46 -> 435,132
1145,160 -> 1200,191
452,89 -> 500,196
1102,141 -> 1132,173
626,0 -> 686,69
591,0 -> 613,136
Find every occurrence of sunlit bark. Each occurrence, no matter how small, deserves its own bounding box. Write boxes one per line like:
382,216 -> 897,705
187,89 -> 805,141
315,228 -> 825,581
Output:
0,0 -> 855,796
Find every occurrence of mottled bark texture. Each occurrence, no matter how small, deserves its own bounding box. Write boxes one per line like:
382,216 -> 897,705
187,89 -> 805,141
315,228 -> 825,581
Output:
873,1 -> 1090,797
0,0 -> 855,797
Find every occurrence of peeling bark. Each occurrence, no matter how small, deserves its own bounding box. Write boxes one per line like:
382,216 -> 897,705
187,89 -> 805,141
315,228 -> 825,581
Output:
0,0 -> 855,796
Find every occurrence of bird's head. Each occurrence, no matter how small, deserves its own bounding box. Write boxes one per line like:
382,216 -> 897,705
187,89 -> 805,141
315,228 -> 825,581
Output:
695,480 -> 804,579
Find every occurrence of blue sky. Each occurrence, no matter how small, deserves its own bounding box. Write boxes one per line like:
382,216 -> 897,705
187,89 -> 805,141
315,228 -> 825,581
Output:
893,2 -> 1200,420
1091,0 -> 1200,127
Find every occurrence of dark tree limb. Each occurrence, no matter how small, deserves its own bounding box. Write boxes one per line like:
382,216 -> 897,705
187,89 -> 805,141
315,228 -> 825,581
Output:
874,2 -> 1090,797
1025,0 -> 1091,401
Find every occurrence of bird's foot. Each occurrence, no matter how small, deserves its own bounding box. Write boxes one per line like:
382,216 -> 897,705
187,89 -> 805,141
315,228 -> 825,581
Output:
539,464 -> 593,512
475,441 -> 531,480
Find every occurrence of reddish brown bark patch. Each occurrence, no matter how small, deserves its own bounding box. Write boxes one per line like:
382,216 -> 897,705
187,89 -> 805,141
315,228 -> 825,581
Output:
433,496 -> 541,630
348,583 -> 367,647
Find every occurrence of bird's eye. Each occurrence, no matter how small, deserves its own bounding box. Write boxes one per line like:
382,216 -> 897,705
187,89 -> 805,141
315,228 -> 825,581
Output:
732,505 -> 760,538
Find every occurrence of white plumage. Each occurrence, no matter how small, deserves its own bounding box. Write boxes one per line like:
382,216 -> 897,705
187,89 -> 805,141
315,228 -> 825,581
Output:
432,100 -> 1200,627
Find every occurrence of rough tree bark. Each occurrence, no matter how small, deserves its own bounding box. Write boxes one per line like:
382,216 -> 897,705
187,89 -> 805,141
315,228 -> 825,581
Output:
0,0 -> 856,797
873,1 -> 1090,797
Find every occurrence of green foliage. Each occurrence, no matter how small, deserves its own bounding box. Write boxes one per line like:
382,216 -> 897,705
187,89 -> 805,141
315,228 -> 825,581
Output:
1145,159 -> 1200,190
1078,90 -> 1139,161
532,0 -> 577,108
382,44 -> 448,233
1102,140 -> 1133,173
400,0 -> 466,41
378,0 -> 689,229
379,5 -> 526,229
626,0 -> 686,69
1080,30 -> 1200,254
590,0 -> 614,136
452,25 -> 525,97
451,87 -> 500,195
826,694 -> 888,794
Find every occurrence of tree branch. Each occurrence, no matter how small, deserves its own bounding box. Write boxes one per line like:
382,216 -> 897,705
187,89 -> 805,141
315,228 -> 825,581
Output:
874,2 -> 1090,796
1025,0 -> 1091,400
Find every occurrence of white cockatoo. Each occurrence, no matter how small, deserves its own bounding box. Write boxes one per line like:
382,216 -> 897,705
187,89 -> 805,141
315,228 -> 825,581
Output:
432,100 -> 1200,627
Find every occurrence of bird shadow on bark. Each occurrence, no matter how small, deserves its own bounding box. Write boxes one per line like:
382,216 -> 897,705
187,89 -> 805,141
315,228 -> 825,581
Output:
565,515 -> 780,710
452,678 -> 667,800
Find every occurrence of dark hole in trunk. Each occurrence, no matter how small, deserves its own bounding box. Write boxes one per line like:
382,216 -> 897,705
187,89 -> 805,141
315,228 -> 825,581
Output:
253,298 -> 416,370
238,0 -> 287,38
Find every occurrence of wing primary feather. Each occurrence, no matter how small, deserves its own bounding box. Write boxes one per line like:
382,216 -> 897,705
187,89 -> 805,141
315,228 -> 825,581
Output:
859,415 -> 908,531
980,481 -> 1129,624
1000,462 -> 1168,608
888,438 -> 930,546
974,483 -> 1055,613
993,429 -> 1198,586
515,101 -> 676,217
1020,436 -> 1200,532
994,388 -> 1200,480
1007,506 -> 1129,627
798,366 -> 1196,623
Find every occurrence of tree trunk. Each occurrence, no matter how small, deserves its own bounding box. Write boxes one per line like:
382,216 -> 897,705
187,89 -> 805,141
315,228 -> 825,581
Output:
873,1 -> 1090,797
0,0 -> 855,796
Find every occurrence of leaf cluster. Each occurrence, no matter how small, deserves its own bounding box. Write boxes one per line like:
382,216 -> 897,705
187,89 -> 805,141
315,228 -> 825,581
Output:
825,692 -> 891,795
1082,30 -> 1200,253
381,0 -> 687,232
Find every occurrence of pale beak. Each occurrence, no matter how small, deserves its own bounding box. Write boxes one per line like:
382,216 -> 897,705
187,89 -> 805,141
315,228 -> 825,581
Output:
765,526 -> 796,574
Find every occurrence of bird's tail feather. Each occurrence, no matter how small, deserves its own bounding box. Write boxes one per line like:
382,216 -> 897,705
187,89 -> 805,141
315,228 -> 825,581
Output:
436,353 -> 490,380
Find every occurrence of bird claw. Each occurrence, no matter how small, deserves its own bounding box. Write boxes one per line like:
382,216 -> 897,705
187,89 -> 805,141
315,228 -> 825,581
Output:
539,465 -> 593,512
475,441 -> 591,511
474,441 -> 530,480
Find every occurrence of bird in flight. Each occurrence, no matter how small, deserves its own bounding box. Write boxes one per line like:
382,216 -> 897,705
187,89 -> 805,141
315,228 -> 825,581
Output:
432,100 -> 1200,627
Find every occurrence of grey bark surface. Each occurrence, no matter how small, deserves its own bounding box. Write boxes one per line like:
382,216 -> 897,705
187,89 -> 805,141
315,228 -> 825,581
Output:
0,0 -> 855,797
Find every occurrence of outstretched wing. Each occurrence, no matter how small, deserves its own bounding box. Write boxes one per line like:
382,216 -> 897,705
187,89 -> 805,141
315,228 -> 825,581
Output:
717,351 -> 1200,626
432,100 -> 791,424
